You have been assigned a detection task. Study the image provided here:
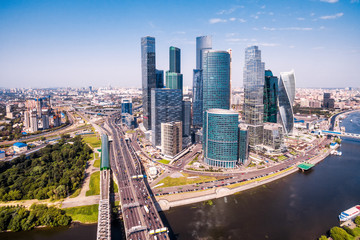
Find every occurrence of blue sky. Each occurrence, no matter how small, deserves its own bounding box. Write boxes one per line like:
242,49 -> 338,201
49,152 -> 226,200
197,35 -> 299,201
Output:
0,0 -> 359,89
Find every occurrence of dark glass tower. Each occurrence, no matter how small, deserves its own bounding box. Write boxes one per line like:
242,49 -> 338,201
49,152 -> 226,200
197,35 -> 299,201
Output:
264,70 -> 278,123
141,36 -> 156,130
169,46 -> 180,73
192,36 -> 212,128
156,69 -> 164,88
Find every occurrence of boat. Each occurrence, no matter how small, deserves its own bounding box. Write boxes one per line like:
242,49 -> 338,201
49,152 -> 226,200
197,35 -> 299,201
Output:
339,205 -> 360,221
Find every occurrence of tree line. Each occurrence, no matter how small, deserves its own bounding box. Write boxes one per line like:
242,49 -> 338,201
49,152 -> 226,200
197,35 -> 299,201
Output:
0,135 -> 92,201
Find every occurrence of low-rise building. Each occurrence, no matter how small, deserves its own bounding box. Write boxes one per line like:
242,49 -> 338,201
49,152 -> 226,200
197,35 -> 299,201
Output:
13,142 -> 27,153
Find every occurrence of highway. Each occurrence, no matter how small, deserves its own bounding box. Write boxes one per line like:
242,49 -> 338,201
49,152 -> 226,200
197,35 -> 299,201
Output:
107,114 -> 169,240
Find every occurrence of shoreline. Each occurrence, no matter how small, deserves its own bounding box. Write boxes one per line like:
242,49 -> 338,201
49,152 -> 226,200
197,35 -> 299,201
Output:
155,147 -> 331,211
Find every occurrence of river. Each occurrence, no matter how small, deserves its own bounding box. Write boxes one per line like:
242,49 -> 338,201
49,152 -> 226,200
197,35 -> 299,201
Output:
1,111 -> 360,240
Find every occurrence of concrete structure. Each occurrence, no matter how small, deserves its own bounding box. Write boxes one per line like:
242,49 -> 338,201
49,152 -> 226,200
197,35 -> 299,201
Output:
0,150 -> 5,159
141,36 -> 156,130
5,105 -> 13,119
161,121 -> 182,158
122,113 -> 138,129
24,111 -> 30,129
151,88 -> 182,146
203,109 -> 239,168
278,70 -> 296,135
13,142 -> 27,153
243,46 -> 265,147
263,122 -> 283,150
30,109 -> 38,132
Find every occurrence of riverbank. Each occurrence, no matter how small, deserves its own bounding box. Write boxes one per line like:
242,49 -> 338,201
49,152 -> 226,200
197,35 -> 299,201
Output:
155,144 -> 332,211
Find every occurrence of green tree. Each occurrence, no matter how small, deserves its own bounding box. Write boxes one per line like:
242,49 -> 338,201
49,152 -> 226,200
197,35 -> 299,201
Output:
330,227 -> 350,240
318,235 -> 328,240
354,216 -> 360,226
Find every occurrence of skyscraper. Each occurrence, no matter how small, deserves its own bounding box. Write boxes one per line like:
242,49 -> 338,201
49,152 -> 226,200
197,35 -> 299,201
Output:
243,46 -> 265,146
166,72 -> 183,90
202,50 -> 231,115
151,88 -> 182,146
155,69 -> 164,88
278,70 -> 296,135
182,100 -> 191,137
238,124 -> 249,164
192,69 -> 203,127
141,36 -> 156,130
121,99 -> 133,115
264,70 -> 278,123
204,109 -> 239,168
169,46 -> 180,73
192,36 -> 212,128
161,121 -> 182,158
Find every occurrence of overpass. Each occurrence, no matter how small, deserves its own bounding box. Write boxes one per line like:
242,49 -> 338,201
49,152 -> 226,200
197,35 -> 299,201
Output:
321,130 -> 360,140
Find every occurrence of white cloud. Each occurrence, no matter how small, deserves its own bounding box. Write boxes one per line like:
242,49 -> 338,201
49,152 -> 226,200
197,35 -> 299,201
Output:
226,38 -> 249,43
251,15 -> 259,19
259,43 -> 280,47
226,33 -> 236,37
289,45 -> 295,49
238,18 -> 247,23
173,31 -> 186,34
229,17 -> 236,21
320,0 -> 338,3
261,5 -> 266,9
209,18 -> 227,24
351,0 -> 359,3
263,27 -> 313,31
269,12 -> 274,16
297,17 -> 305,21
319,12 -> 344,19
319,26 -> 326,30
217,5 -> 244,15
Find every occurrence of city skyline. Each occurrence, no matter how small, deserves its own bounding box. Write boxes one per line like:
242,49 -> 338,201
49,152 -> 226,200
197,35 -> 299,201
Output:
0,0 -> 359,89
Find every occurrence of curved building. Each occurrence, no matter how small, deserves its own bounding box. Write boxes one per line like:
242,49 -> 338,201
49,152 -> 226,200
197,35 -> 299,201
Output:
196,36 -> 212,69
278,70 -> 296,135
202,50 -> 231,114
204,109 -> 239,168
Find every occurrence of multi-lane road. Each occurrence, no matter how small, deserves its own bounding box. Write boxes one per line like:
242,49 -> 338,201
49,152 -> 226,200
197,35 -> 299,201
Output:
107,114 -> 169,240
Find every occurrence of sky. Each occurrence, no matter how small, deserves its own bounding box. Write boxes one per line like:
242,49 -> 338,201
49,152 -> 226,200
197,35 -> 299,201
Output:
0,0 -> 359,89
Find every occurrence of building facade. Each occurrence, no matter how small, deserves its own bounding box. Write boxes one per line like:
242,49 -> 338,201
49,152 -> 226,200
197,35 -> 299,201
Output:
161,121 -> 182,158
204,109 -> 239,168
192,69 -> 203,127
182,100 -> 191,137
196,36 -> 212,69
169,46 -> 181,73
238,124 -> 249,164
121,99 -> 133,115
166,72 -> 183,90
141,36 -> 157,130
155,69 -> 164,88
151,88 -> 182,146
278,70 -> 296,135
202,50 -> 231,115
264,70 -> 278,123
263,122 -> 283,150
243,46 -> 265,147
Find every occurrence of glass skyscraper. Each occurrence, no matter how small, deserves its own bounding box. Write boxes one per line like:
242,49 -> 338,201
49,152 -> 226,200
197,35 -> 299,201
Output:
155,69 -> 164,88
243,46 -> 265,146
169,46 -> 180,73
182,100 -> 191,137
264,70 -> 278,123
278,70 -> 296,135
202,50 -> 231,115
204,109 -> 239,168
192,36 -> 212,128
141,36 -> 156,130
238,124 -> 249,164
151,88 -> 182,146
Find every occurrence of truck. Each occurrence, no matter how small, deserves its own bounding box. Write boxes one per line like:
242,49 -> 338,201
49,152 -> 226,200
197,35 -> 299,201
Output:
144,205 -> 149,214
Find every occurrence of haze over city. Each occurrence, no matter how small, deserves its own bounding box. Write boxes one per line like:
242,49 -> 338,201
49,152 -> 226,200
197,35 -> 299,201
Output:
1,0 -> 359,89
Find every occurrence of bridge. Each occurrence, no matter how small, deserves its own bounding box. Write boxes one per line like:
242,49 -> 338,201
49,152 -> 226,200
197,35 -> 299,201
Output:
321,130 -> 360,140
108,115 -> 169,240
97,134 -> 111,240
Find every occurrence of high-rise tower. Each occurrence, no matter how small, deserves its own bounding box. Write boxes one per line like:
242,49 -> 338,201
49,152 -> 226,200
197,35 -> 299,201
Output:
192,36 -> 212,128
278,70 -> 296,135
166,46 -> 183,91
169,46 -> 180,73
243,46 -> 265,147
264,70 -> 278,123
141,36 -> 156,130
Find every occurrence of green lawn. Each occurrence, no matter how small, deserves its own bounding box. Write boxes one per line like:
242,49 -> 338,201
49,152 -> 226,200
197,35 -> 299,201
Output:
157,173 -> 218,188
69,188 -> 81,198
64,204 -> 99,223
111,179 -> 119,193
278,155 -> 288,161
82,135 -> 101,149
158,159 -> 171,164
94,152 -> 100,159
94,159 -> 100,168
86,171 -> 100,196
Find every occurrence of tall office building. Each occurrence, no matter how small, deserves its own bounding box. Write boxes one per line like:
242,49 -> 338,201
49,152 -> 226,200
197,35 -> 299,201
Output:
121,99 -> 133,115
192,36 -> 212,128
166,46 -> 183,91
155,69 -> 164,88
161,121 -> 182,158
151,88 -> 182,146
264,70 -> 278,123
169,46 -> 180,73
238,124 -> 249,164
278,70 -> 296,135
202,50 -> 231,114
243,46 -> 265,146
203,109 -> 239,168
141,36 -> 157,130
30,109 -> 38,132
192,69 -> 203,127
24,111 -> 30,129
182,100 -> 191,137
263,122 -> 283,149
196,36 -> 212,69
41,109 -> 50,129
